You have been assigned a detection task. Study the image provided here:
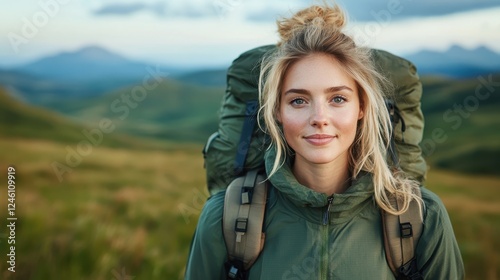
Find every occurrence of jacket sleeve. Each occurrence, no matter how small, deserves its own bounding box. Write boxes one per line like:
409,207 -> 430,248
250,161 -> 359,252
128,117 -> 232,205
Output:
184,192 -> 227,280
417,188 -> 465,279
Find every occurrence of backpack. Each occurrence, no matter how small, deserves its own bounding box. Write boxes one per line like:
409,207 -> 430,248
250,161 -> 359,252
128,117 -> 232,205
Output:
202,45 -> 426,279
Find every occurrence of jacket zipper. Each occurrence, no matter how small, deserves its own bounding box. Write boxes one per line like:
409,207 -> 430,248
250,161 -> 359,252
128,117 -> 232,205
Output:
323,196 -> 334,225
321,196 -> 334,279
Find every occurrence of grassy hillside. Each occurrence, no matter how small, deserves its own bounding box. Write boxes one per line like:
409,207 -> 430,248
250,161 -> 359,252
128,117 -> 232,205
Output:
43,78 -> 224,143
0,87 -> 175,151
420,74 -> 500,176
0,70 -> 144,105
0,139 -> 497,279
174,69 -> 227,86
0,138 -> 204,279
0,86 -> 96,143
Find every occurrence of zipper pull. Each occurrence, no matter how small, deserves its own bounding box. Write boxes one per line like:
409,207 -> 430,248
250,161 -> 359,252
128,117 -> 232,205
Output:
323,196 -> 334,225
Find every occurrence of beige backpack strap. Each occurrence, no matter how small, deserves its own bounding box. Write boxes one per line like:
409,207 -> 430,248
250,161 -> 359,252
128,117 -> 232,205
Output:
223,169 -> 267,279
381,187 -> 424,280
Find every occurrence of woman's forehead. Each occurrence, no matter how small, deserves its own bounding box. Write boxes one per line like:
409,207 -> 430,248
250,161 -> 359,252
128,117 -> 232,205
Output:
282,53 -> 357,93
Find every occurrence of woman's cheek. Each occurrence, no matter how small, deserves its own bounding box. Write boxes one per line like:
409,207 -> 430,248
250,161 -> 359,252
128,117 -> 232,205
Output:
282,110 -> 307,131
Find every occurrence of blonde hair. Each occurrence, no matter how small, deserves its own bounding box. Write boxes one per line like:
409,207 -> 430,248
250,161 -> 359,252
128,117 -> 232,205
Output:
258,3 -> 421,215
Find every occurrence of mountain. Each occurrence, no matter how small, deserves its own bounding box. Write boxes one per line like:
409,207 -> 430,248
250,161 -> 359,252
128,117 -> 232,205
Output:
13,46 -> 177,82
405,45 -> 500,78
0,44 -> 183,102
1,46 -> 210,102
6,44 -> 500,86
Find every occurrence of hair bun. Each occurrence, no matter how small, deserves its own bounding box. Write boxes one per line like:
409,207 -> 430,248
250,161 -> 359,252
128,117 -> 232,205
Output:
277,4 -> 346,43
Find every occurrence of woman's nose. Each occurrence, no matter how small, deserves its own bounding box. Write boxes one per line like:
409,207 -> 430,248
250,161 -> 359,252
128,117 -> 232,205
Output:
310,102 -> 328,127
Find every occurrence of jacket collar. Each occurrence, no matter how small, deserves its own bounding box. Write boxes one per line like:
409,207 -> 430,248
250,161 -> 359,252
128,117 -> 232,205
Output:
265,147 -> 374,223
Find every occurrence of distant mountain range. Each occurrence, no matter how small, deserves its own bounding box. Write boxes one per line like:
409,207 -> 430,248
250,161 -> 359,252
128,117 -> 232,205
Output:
11,46 -> 183,83
405,45 -> 500,78
0,44 -> 499,109
4,44 -> 499,88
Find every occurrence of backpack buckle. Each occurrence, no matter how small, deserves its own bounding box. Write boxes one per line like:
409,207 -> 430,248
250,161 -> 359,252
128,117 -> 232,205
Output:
235,218 -> 248,243
400,222 -> 413,238
235,218 -> 248,233
398,258 -> 422,280
241,187 -> 254,204
225,260 -> 247,280
228,265 -> 239,279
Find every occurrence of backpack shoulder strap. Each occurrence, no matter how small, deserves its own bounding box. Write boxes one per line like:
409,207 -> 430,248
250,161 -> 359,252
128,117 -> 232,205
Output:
223,169 -> 267,279
381,187 -> 424,280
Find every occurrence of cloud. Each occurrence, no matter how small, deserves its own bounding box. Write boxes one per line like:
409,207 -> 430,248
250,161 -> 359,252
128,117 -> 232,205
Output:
88,0 -> 500,22
90,0 -> 219,18
206,0 -> 500,22
244,1 -> 305,22
337,0 -> 500,21
93,2 -> 166,16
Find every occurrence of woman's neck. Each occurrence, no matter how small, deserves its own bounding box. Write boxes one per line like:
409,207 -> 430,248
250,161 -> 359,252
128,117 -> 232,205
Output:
292,155 -> 351,196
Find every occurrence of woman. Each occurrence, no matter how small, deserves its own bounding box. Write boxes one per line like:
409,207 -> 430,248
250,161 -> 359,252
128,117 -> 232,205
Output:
185,3 -> 464,279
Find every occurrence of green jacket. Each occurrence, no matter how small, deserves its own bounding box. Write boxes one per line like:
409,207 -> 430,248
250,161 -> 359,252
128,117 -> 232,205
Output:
185,153 -> 464,279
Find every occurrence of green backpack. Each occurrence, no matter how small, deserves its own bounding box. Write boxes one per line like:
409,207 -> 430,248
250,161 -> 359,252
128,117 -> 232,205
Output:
203,44 -> 426,193
202,45 -> 426,279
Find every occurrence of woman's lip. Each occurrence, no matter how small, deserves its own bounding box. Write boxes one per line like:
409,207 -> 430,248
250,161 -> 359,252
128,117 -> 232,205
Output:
304,134 -> 336,145
304,134 -> 335,139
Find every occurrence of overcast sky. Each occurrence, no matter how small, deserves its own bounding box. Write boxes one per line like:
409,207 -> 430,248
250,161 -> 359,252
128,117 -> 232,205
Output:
1,0 -> 499,68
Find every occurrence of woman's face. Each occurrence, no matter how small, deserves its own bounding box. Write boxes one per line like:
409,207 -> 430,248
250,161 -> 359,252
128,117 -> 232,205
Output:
279,53 -> 363,168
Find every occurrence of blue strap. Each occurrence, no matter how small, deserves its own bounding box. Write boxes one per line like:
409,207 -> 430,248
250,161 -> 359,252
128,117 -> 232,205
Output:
385,99 -> 400,168
234,100 -> 258,176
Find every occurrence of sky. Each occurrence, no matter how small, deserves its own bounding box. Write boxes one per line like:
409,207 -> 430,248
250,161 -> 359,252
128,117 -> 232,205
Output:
1,0 -> 500,68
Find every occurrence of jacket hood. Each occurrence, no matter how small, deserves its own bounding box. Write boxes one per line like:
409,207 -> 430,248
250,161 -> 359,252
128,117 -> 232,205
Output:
265,146 -> 375,224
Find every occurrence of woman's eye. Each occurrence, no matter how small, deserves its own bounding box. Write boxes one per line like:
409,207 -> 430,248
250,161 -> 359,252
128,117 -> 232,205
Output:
332,96 -> 346,104
291,98 -> 306,105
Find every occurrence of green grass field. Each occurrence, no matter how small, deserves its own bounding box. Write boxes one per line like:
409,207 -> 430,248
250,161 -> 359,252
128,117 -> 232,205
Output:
0,138 -> 498,279
0,138 -> 205,279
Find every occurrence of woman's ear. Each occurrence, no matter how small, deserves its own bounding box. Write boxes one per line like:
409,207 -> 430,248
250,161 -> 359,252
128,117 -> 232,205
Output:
357,89 -> 364,120
275,107 -> 282,123
276,114 -> 282,123
358,109 -> 364,120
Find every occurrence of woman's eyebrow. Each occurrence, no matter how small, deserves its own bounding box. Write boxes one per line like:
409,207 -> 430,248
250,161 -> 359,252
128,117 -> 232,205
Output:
283,88 -> 310,95
325,86 -> 353,93
284,85 -> 353,95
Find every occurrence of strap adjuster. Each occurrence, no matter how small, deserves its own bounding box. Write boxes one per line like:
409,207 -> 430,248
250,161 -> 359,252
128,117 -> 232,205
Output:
400,222 -> 413,238
241,187 -> 253,204
235,218 -> 248,233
